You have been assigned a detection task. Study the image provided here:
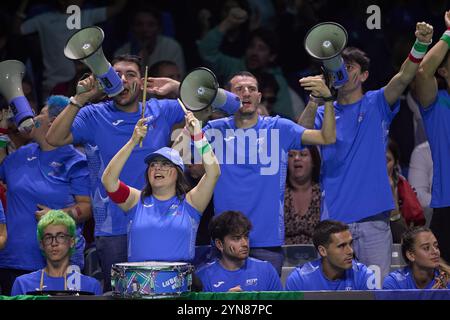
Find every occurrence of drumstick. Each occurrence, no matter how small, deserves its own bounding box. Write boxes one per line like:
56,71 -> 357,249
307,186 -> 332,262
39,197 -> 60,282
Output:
177,98 -> 196,128
139,66 -> 149,148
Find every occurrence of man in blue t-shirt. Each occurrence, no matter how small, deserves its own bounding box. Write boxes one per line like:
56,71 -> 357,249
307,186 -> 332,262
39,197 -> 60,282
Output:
298,22 -> 434,282
196,211 -> 282,292
46,55 -> 186,291
413,12 -> 450,264
199,71 -> 336,275
12,210 -> 101,296
285,220 -> 376,291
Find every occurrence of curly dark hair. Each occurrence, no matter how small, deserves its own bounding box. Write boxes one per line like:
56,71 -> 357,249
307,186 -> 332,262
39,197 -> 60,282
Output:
209,211 -> 252,242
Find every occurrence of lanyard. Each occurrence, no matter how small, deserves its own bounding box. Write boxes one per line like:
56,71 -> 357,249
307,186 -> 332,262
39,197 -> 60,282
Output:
39,268 -> 67,291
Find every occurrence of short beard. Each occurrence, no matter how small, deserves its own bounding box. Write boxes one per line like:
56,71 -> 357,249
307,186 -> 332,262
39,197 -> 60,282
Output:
237,108 -> 257,120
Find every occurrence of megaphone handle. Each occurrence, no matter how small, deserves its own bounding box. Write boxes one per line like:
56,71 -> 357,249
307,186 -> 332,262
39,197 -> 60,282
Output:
177,98 -> 196,127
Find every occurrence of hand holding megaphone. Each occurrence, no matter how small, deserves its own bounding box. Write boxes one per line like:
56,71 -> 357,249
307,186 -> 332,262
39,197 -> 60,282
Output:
74,74 -> 102,106
299,75 -> 332,99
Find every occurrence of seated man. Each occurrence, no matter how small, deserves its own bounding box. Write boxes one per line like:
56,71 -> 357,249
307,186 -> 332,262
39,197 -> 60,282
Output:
196,211 -> 282,292
11,210 -> 101,295
285,220 -> 376,291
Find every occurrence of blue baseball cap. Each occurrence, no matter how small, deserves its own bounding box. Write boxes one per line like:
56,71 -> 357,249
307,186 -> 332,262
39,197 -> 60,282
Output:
144,147 -> 184,171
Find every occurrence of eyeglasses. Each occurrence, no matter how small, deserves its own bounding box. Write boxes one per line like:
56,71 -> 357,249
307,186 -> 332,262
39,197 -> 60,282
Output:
41,233 -> 71,246
149,160 -> 175,170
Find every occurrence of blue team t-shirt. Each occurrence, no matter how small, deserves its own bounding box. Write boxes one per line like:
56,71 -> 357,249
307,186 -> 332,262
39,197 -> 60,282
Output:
71,99 -> 184,236
203,115 -> 305,247
383,266 -> 450,289
419,90 -> 450,208
127,195 -> 201,262
315,88 -> 399,223
285,259 -> 376,291
0,143 -> 89,271
196,257 -> 283,292
11,269 -> 102,295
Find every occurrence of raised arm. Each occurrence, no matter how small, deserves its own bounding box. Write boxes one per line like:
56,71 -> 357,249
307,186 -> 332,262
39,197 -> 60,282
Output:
298,76 -> 336,145
185,113 -> 220,213
46,75 -> 101,147
384,22 -> 434,106
101,118 -> 148,212
415,11 -> 450,108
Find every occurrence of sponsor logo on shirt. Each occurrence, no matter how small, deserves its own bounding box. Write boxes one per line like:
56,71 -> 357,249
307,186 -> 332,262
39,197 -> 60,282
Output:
27,156 -> 37,161
112,119 -> 124,126
245,278 -> 258,286
213,281 -> 225,288
143,203 -> 154,208
358,112 -> 365,123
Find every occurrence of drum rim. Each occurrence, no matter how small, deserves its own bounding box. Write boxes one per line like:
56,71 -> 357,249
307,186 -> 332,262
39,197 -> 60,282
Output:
113,261 -> 192,270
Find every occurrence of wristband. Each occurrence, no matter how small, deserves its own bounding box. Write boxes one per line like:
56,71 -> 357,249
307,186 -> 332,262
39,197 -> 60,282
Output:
0,128 -> 8,134
69,96 -> 83,109
194,137 -> 212,155
408,39 -> 431,63
191,131 -> 204,141
440,28 -> 450,48
106,181 -> 130,204
322,95 -> 335,102
309,94 -> 324,105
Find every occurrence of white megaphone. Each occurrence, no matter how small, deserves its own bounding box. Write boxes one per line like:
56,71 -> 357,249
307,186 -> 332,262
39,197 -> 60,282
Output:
179,67 -> 241,114
64,26 -> 123,97
0,60 -> 34,133
305,22 -> 348,88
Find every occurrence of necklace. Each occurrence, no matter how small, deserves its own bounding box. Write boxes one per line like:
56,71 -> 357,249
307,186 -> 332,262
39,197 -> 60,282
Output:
39,268 -> 67,291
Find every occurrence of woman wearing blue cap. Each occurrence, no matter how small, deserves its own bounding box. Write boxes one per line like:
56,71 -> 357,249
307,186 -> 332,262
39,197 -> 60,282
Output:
101,112 -> 220,262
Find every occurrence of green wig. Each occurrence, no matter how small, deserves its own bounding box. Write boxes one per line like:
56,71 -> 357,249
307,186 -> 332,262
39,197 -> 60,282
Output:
37,210 -> 76,256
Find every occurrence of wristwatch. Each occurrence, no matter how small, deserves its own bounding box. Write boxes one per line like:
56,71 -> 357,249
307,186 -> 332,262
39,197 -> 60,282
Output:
69,96 -> 83,109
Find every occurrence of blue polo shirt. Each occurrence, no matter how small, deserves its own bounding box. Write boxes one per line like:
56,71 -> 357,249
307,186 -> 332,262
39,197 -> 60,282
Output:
285,259 -> 376,291
203,115 -> 305,247
196,257 -> 283,292
315,88 -> 399,223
